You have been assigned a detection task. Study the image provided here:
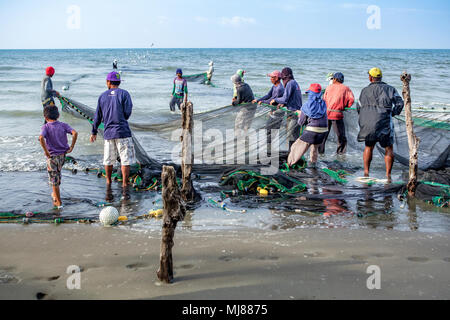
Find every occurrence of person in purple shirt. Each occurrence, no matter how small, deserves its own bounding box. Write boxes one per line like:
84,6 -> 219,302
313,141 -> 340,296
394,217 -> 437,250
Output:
90,71 -> 136,201
252,70 -> 285,152
39,106 -> 78,209
270,67 -> 303,150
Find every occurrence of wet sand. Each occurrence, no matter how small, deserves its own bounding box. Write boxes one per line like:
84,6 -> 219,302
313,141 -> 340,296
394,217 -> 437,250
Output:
0,224 -> 449,300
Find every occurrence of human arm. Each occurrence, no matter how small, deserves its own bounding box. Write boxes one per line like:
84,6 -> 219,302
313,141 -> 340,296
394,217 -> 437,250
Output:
123,91 -> 133,120
67,130 -> 78,154
91,97 -> 103,142
257,87 -> 274,104
345,87 -> 355,108
274,82 -> 291,105
184,81 -> 188,103
391,88 -> 404,116
39,135 -> 51,158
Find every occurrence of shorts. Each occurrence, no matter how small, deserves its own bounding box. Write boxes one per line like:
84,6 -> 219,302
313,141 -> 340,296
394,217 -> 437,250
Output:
47,154 -> 66,186
103,137 -> 136,166
365,134 -> 393,148
300,130 -> 328,145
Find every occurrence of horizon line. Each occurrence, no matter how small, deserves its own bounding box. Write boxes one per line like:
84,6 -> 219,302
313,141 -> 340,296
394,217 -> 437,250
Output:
0,47 -> 449,50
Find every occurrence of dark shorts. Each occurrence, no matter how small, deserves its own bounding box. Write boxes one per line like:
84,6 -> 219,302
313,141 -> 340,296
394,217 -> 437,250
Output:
365,134 -> 393,148
300,130 -> 328,145
169,96 -> 183,111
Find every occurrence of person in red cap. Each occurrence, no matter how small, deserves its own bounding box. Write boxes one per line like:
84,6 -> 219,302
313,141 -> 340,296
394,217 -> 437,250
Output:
287,83 -> 328,167
41,66 -> 60,108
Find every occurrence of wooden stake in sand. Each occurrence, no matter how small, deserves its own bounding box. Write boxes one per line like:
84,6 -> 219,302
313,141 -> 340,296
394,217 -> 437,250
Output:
180,101 -> 196,202
157,165 -> 186,283
400,71 -> 420,196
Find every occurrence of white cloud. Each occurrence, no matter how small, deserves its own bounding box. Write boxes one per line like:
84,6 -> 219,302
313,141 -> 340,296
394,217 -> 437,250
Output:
157,16 -> 169,25
194,16 -> 209,23
220,16 -> 256,27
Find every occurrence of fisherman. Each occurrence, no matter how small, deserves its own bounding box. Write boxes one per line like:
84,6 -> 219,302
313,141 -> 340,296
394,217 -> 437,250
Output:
287,83 -> 328,167
252,70 -> 285,150
41,66 -> 60,108
39,105 -> 78,209
206,61 -> 214,84
231,73 -> 255,138
233,69 -> 246,99
170,68 -> 188,113
357,67 -> 404,182
318,72 -> 355,155
270,67 -> 302,150
113,59 -> 118,70
90,71 -> 136,201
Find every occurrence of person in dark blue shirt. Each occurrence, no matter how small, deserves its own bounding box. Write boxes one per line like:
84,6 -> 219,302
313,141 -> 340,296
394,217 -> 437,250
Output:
90,71 -> 136,201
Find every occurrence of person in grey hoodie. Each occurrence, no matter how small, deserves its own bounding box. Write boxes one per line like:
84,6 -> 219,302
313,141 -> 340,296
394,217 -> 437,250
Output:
41,66 -> 60,108
231,74 -> 256,139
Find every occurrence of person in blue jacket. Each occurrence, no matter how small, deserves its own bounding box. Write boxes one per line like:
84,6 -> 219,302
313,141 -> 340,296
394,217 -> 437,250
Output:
270,67 -> 303,150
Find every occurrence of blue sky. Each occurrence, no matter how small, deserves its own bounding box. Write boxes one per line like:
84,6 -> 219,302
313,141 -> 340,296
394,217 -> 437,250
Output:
0,0 -> 449,49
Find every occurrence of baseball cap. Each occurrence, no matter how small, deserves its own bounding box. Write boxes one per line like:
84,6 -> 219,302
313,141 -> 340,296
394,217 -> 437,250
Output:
333,72 -> 344,82
106,71 -> 121,82
368,67 -> 382,78
176,68 -> 183,75
267,70 -> 282,78
307,83 -> 322,93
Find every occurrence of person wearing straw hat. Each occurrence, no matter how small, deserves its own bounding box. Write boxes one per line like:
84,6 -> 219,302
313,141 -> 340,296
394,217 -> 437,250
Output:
357,67 -> 404,181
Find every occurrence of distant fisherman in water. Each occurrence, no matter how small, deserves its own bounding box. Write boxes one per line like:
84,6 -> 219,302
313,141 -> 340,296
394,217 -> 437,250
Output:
253,70 -> 284,151
357,67 -> 404,182
270,67 -> 302,150
41,66 -> 60,108
90,71 -> 136,201
318,72 -> 355,155
113,59 -> 118,70
231,73 -> 255,138
170,68 -> 188,113
206,61 -> 214,84
39,106 -> 78,209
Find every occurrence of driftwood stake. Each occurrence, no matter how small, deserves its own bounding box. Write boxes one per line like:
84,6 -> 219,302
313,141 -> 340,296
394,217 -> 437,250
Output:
400,72 -> 420,196
157,165 -> 186,283
180,101 -> 196,202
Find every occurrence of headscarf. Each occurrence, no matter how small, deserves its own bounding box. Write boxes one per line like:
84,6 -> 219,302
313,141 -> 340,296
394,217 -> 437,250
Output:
301,91 -> 327,119
231,74 -> 242,84
281,67 -> 294,86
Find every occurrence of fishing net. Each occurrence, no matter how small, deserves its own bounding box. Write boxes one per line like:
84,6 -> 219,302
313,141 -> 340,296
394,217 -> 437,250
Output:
342,108 -> 450,171
184,72 -> 209,84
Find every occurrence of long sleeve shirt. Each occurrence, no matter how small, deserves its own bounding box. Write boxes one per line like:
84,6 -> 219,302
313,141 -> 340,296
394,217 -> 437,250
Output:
232,82 -> 255,106
41,76 -> 56,103
274,79 -> 302,111
323,82 -> 355,120
172,77 -> 188,98
92,88 -> 133,140
257,83 -> 284,104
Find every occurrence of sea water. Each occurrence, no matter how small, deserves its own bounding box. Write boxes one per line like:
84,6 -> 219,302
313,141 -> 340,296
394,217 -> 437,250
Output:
0,48 -> 449,232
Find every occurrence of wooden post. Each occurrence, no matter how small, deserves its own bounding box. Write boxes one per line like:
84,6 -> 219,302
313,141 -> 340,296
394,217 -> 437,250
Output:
157,165 -> 186,283
180,101 -> 196,202
400,72 -> 420,196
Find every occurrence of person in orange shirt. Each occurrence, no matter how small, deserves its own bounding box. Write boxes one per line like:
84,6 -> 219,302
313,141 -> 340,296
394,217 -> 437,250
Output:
318,72 -> 354,155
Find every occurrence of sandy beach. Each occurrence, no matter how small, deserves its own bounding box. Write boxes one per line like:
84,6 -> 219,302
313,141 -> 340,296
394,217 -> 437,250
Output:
0,224 -> 449,300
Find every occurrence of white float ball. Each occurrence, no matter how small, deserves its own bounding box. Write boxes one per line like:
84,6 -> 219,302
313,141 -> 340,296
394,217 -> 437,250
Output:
99,206 -> 119,226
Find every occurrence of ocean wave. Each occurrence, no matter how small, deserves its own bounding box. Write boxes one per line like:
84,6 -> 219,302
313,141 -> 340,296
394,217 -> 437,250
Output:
0,110 -> 44,118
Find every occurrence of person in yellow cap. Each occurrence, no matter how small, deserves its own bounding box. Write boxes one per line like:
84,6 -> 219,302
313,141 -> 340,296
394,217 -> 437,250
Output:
357,67 -> 404,182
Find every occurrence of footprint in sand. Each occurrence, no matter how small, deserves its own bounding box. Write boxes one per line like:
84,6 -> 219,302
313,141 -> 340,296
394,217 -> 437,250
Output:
407,257 -> 430,263
36,292 -> 47,300
258,256 -> 279,261
372,253 -> 394,258
351,255 -> 368,261
126,262 -> 149,270
443,257 -> 450,262
176,264 -> 194,269
218,255 -> 242,262
303,252 -> 326,258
